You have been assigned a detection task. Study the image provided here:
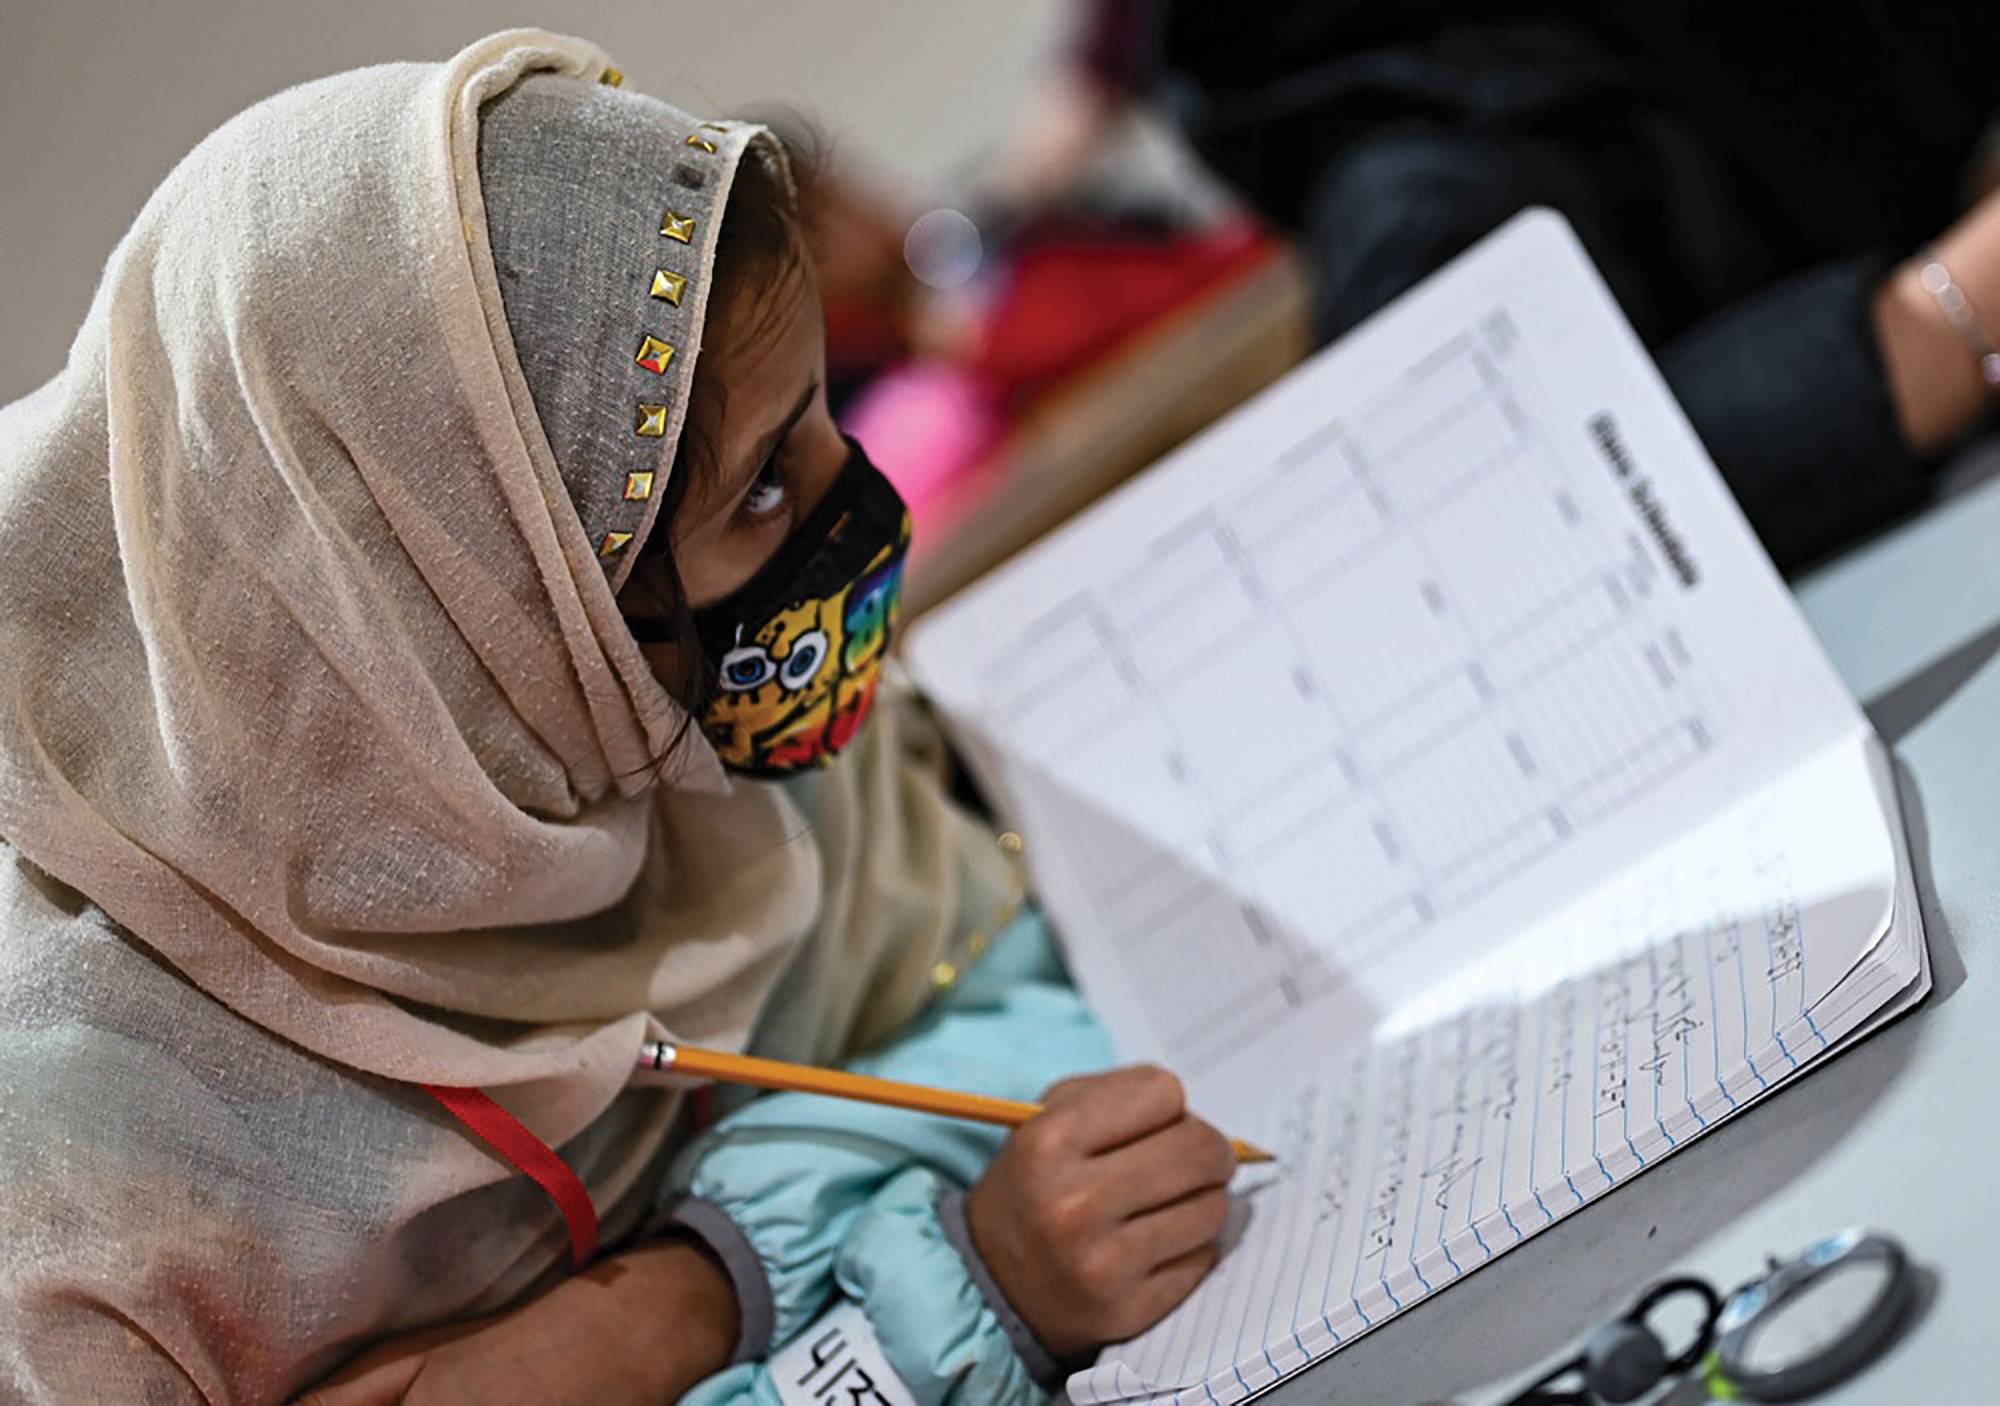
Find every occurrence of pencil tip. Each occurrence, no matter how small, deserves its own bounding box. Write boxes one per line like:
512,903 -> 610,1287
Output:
1234,1142 -> 1276,1165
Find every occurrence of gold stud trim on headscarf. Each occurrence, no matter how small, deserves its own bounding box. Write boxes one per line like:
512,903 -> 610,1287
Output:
508,104 -> 761,589
929,830 -> 1029,993
635,336 -> 676,374
649,269 -> 687,306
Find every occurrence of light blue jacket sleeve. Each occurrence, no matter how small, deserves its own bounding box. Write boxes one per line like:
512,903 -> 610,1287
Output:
666,908 -> 1116,1406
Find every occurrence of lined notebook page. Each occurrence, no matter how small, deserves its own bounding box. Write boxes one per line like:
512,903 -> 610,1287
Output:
1071,736 -> 1902,1404
905,213 -> 1920,1403
908,213 -> 1869,1111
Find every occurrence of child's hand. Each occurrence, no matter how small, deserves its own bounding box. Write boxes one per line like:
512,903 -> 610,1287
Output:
964,1064 -> 1235,1360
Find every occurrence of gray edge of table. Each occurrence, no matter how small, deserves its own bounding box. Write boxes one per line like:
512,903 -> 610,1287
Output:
1250,471 -> 2000,1406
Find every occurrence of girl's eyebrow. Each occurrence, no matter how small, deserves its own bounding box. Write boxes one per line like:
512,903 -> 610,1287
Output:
734,379 -> 818,494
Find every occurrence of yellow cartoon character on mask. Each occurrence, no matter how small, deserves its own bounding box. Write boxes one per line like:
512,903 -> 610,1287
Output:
702,536 -> 905,773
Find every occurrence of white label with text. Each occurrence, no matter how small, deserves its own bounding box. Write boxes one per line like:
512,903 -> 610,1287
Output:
770,1299 -> 917,1406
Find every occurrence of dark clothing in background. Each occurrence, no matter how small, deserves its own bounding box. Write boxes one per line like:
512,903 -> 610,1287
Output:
1099,2 -> 2000,572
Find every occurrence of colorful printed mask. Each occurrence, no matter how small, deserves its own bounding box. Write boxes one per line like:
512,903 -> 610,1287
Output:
690,438 -> 911,777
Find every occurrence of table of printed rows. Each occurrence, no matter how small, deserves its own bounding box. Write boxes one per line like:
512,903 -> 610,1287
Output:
985,328 -> 1719,1066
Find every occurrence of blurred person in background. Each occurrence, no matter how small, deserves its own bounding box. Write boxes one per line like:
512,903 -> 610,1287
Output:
875,0 -> 2000,574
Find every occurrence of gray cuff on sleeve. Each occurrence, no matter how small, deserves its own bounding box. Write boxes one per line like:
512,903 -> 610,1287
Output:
935,1188 -> 1068,1387
657,1196 -> 777,1366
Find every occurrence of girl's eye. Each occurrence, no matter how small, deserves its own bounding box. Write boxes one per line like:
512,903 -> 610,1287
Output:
743,459 -> 789,518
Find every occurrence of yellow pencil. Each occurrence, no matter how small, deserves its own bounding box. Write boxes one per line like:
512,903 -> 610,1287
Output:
638,1041 -> 1275,1165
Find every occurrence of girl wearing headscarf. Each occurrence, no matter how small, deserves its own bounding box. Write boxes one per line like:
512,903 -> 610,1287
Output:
0,30 -> 1234,1404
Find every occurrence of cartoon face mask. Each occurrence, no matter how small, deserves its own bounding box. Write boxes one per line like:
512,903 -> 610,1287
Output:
689,438 -> 911,777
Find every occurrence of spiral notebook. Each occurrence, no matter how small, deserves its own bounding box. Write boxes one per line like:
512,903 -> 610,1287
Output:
904,211 -> 1928,1404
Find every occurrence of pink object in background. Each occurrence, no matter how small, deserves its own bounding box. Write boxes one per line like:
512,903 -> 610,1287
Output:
840,360 -> 1007,533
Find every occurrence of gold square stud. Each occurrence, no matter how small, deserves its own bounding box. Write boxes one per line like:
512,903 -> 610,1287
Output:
623,471 -> 656,501
635,336 -> 676,375
684,134 -> 718,154
600,67 -> 624,87
660,210 -> 696,243
635,403 -> 669,437
649,269 -> 687,306
598,531 -> 634,560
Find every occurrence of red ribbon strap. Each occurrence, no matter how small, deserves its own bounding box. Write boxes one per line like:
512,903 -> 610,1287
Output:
423,1084 -> 599,1269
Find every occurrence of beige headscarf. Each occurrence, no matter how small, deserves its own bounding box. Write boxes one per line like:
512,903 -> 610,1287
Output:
0,27 -> 1022,1400
0,23 -> 1009,1196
